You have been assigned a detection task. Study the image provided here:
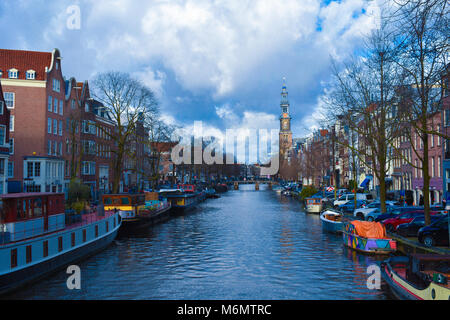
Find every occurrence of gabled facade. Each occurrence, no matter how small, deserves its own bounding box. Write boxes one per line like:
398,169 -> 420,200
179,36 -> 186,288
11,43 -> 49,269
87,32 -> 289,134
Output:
0,48 -> 65,193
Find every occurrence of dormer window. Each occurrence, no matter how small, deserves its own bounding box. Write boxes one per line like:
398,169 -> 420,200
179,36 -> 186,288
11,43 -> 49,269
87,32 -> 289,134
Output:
8,69 -> 18,79
26,70 -> 36,80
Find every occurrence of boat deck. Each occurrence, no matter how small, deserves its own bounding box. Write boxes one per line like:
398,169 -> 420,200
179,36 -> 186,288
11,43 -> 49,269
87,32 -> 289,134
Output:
65,210 -> 116,230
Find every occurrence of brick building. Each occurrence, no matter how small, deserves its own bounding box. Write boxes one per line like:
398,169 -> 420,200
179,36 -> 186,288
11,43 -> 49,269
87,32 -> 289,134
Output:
0,82 -> 11,194
0,48 -> 65,193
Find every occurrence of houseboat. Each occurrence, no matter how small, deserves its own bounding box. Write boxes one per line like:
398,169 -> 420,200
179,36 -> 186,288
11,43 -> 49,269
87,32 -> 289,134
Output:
0,192 -> 121,295
102,192 -> 171,229
381,254 -> 450,300
343,220 -> 397,255
320,210 -> 344,234
305,196 -> 323,214
159,184 -> 204,212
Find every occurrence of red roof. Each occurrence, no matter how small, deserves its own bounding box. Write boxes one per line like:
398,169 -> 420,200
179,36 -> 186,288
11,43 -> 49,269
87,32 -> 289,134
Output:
0,49 -> 53,81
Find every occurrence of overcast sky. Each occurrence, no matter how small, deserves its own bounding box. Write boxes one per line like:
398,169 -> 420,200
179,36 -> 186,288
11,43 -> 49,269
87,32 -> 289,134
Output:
0,0 -> 381,139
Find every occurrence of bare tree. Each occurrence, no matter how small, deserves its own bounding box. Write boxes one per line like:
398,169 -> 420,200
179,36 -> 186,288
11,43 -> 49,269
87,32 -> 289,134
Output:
390,0 -> 449,224
324,23 -> 403,213
91,72 -> 158,193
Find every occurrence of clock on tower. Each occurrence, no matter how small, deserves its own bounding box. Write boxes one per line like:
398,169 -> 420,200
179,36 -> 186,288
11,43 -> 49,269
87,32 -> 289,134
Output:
279,78 -> 292,161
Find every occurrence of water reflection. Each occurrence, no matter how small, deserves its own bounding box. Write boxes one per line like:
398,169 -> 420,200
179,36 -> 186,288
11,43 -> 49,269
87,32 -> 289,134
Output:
4,184 -> 391,300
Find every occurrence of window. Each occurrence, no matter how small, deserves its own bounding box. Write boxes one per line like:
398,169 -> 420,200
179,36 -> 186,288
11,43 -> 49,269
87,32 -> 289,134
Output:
48,96 -> 52,112
0,101 -> 3,115
33,198 -> 42,216
53,119 -> 57,135
34,162 -> 41,177
432,157 -> 435,178
59,120 -> 63,136
54,98 -> 58,113
438,156 -> 441,178
71,99 -> 76,109
0,159 -> 4,176
59,142 -> 62,156
9,115 -> 14,132
8,69 -> 18,79
48,117 -> 52,134
59,100 -> 63,115
10,249 -> 17,268
4,92 -> 14,108
43,241 -> 48,258
26,245 -> 32,263
9,138 -> 13,155
445,109 -> 450,127
27,162 -> 34,178
8,161 -> 13,178
47,140 -> 52,155
26,70 -> 35,80
58,236 -> 63,252
52,79 -> 60,92
0,126 -> 5,146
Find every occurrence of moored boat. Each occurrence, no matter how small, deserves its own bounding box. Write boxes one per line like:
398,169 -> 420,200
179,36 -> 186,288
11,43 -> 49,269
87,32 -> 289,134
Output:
159,184 -> 203,213
0,192 -> 121,295
102,192 -> 171,230
320,210 -> 343,233
380,254 -> 450,300
343,220 -> 397,254
305,196 -> 323,214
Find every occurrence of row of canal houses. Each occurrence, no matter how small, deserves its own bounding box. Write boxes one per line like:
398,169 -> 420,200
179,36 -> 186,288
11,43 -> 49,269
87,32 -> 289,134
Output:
295,67 -> 450,206
0,48 -> 151,198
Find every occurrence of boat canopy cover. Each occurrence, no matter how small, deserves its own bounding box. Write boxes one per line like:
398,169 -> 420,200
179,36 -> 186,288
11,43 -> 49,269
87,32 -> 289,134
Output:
350,221 -> 387,239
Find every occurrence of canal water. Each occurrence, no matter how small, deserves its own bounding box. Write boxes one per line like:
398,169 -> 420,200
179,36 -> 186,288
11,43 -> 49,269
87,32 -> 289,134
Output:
5,184 -> 393,300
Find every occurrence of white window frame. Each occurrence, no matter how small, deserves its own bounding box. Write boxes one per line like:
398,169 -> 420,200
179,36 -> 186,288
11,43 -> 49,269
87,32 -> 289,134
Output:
54,98 -> 58,113
9,115 -> 14,132
52,79 -> 60,92
4,92 -> 14,109
26,70 -> 35,80
59,120 -> 63,136
48,118 -> 52,134
0,101 -> 3,115
53,119 -> 57,135
48,96 -> 52,112
0,125 -> 6,146
8,68 -> 18,79
59,100 -> 63,115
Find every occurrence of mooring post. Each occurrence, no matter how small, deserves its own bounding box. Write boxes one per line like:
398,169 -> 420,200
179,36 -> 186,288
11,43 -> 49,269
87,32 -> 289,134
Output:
268,182 -> 272,190
255,182 -> 259,190
234,182 -> 239,190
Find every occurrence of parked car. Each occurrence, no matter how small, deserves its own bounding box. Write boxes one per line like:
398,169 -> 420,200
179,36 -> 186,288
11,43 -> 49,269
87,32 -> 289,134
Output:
382,210 -> 441,232
353,200 -> 399,220
417,215 -> 449,247
338,200 -> 367,214
396,216 -> 443,237
333,193 -> 373,208
374,206 -> 422,222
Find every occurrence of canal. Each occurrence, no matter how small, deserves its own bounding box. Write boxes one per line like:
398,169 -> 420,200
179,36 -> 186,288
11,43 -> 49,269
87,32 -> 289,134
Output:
5,184 -> 393,299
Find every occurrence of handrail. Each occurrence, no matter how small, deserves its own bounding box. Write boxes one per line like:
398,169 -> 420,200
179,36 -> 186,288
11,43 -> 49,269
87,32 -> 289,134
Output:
0,211 -> 115,245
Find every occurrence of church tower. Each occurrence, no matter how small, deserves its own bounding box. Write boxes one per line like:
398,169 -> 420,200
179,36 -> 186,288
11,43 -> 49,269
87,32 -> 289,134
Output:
279,77 -> 293,162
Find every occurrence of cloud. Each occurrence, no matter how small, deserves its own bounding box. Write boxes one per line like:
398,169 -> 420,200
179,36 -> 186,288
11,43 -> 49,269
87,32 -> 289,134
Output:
0,0 -> 382,140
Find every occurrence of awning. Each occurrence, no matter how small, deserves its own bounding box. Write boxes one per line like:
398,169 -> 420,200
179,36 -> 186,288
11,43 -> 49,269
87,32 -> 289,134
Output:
360,178 -> 370,188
